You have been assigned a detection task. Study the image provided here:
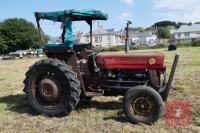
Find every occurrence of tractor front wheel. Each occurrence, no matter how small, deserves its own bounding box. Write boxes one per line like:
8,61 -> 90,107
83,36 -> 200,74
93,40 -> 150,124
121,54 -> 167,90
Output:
24,58 -> 81,116
123,86 -> 164,124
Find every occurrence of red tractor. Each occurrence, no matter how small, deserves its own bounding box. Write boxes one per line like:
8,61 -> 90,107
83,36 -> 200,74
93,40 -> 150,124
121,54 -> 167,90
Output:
23,9 -> 179,124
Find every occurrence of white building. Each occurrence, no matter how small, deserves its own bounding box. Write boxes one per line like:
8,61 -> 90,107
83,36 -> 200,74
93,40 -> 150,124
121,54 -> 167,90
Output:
170,24 -> 200,43
90,26 -> 122,47
48,37 -> 62,44
73,32 -> 88,44
117,30 -> 157,45
73,27 -> 122,47
73,27 -> 158,47
135,31 -> 157,45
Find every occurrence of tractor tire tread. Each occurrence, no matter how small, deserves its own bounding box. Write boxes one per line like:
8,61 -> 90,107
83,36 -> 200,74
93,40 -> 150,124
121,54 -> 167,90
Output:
23,58 -> 81,116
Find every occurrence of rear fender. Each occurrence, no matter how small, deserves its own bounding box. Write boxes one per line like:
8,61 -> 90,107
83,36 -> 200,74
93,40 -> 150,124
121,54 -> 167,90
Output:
45,49 -> 86,93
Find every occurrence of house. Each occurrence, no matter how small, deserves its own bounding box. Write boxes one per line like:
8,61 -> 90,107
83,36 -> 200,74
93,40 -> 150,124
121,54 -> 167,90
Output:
116,29 -> 133,45
74,27 -> 122,47
170,24 -> 200,43
117,30 -> 157,45
85,26 -> 123,47
73,31 -> 88,44
135,31 -> 157,45
48,37 -> 62,44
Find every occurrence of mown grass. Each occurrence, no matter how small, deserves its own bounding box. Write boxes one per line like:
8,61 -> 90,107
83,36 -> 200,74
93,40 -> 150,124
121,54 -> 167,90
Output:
0,47 -> 200,132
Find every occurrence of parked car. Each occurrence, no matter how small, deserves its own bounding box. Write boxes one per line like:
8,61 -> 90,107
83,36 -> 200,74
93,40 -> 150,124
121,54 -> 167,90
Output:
9,50 -> 26,58
2,55 -> 15,60
129,41 -> 136,48
36,49 -> 44,55
25,50 -> 34,56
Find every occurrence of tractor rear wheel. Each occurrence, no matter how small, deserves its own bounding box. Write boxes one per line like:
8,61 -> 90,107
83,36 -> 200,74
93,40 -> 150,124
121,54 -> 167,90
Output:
123,86 -> 164,124
24,58 -> 81,116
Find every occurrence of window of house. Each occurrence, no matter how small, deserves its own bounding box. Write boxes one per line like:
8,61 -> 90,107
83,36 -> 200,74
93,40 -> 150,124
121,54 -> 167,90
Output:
94,37 -> 98,43
178,33 -> 181,38
94,36 -> 103,43
184,32 -> 190,37
196,32 -> 200,35
107,36 -> 111,44
99,37 -> 102,43
86,36 -> 89,41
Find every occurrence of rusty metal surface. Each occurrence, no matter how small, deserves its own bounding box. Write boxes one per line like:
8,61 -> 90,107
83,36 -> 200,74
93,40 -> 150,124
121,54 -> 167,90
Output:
30,68 -> 63,109
35,12 -> 44,44
131,96 -> 154,116
149,70 -> 159,88
44,47 -> 167,97
38,76 -> 60,102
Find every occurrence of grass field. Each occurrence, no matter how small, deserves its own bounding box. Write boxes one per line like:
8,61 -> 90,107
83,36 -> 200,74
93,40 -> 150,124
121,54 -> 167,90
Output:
0,47 -> 200,132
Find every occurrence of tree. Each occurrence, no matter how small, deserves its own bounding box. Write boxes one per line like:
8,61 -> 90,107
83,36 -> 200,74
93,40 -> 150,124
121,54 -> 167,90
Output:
129,27 -> 145,32
0,35 -> 8,54
157,27 -> 170,39
153,21 -> 177,28
0,18 -> 48,53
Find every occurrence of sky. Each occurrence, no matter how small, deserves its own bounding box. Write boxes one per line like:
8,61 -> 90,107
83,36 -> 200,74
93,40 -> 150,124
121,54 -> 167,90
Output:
0,0 -> 199,36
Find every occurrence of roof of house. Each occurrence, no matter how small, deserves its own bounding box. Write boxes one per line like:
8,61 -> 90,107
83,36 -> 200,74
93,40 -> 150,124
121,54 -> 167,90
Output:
92,26 -> 116,35
176,24 -> 200,33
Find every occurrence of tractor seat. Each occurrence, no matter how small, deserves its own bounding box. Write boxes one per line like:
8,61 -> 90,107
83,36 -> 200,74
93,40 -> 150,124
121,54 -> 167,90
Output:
96,52 -> 165,69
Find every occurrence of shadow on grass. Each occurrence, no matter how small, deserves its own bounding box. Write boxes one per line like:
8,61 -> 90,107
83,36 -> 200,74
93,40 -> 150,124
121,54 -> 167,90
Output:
77,99 -> 129,123
0,94 -> 127,122
0,94 -> 122,113
76,99 -> 122,110
103,111 -> 129,123
0,94 -> 36,115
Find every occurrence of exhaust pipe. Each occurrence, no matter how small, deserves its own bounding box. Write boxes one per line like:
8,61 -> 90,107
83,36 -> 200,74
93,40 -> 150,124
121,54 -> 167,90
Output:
160,54 -> 179,101
125,21 -> 132,53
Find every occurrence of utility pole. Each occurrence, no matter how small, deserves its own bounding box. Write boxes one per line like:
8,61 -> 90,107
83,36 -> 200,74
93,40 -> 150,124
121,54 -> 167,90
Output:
125,21 -> 132,53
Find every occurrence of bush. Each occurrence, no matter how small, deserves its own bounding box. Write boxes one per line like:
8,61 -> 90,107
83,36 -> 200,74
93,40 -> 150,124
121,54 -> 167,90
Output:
150,43 -> 167,49
99,45 -> 125,52
191,40 -> 200,47
97,41 -> 200,53
98,44 -> 168,52
176,40 -> 200,48
176,43 -> 188,48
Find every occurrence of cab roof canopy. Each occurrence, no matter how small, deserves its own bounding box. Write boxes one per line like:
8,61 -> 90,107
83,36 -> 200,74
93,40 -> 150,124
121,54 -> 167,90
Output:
35,9 -> 108,22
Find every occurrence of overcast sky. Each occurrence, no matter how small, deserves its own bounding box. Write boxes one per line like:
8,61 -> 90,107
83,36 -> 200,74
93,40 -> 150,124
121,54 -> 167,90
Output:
0,0 -> 199,36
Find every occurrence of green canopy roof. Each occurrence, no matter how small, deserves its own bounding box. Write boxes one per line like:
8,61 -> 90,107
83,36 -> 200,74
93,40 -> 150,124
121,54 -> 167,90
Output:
36,9 -> 108,21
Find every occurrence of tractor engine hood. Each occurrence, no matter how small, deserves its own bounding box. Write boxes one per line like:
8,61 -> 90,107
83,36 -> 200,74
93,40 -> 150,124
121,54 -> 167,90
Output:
96,52 -> 165,69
